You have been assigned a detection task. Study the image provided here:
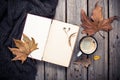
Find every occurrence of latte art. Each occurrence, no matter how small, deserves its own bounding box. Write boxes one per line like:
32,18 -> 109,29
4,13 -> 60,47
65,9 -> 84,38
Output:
80,36 -> 97,54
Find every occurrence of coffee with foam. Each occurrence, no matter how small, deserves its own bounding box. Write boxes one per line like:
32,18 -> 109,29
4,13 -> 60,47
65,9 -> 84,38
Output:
80,36 -> 97,54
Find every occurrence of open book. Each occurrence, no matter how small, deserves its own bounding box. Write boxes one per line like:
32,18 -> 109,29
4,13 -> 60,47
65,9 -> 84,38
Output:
23,14 -> 80,67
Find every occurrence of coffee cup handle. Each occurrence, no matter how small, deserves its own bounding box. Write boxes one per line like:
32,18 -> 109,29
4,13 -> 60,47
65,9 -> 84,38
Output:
77,51 -> 82,57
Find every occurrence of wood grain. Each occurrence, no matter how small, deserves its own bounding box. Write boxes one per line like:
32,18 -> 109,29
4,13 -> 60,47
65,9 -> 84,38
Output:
88,0 -> 108,80
35,61 -> 44,80
35,0 -> 120,80
109,0 -> 120,80
67,0 -> 87,80
45,0 -> 66,80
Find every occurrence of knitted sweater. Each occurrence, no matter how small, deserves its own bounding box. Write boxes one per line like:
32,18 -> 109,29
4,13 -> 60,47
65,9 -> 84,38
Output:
0,0 -> 58,80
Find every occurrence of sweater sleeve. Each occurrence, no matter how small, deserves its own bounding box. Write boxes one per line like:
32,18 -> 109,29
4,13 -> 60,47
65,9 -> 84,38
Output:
28,0 -> 58,18
0,0 -> 58,46
0,0 -> 7,21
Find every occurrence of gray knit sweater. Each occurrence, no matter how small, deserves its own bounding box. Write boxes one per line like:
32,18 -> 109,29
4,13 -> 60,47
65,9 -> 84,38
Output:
0,0 -> 58,80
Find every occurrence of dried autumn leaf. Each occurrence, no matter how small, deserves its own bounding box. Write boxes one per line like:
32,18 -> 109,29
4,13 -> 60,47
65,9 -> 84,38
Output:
9,34 -> 38,63
81,2 -> 118,36
91,2 -> 103,22
74,57 -> 91,68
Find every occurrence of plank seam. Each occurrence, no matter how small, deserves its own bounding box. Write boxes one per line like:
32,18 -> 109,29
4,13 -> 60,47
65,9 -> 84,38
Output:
65,0 -> 67,80
108,0 -> 110,80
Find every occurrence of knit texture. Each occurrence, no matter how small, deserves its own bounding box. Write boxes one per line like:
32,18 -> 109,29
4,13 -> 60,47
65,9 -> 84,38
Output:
0,0 -> 58,80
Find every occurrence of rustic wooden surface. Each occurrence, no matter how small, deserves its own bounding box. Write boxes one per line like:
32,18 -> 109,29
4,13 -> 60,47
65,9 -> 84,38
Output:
88,0 -> 108,80
35,0 -> 120,80
109,0 -> 120,80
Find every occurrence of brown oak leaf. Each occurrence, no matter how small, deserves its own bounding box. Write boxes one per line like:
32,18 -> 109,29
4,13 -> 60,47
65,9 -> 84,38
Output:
81,2 -> 118,36
9,34 -> 38,63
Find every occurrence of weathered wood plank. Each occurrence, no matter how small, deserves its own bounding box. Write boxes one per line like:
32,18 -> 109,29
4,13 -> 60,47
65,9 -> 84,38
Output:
88,0 -> 108,80
45,0 -> 66,80
109,0 -> 120,80
45,64 -> 66,80
67,0 -> 87,80
54,0 -> 66,21
35,61 -> 44,80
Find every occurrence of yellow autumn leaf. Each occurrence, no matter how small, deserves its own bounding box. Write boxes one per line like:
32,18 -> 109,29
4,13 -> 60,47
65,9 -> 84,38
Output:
93,55 -> 101,61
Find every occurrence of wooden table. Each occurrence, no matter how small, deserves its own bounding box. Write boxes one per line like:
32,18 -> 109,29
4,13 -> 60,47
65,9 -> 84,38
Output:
36,0 -> 120,80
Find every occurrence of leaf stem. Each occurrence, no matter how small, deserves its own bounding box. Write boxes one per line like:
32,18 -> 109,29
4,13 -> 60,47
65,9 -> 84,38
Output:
29,54 -> 36,63
98,32 -> 105,39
